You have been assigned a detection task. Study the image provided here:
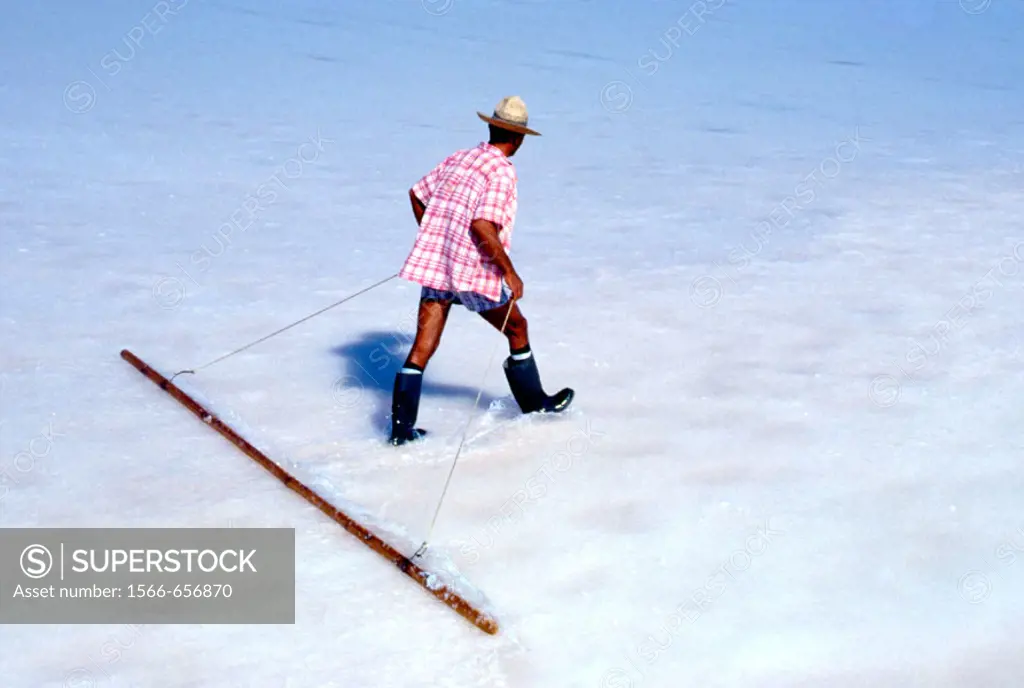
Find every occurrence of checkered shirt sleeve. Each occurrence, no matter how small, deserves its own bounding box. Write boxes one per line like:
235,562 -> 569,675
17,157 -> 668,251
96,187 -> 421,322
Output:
411,154 -> 451,205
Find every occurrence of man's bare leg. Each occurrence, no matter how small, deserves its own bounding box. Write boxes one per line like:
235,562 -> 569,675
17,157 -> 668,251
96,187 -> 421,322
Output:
478,300 -> 529,351
406,298 -> 454,368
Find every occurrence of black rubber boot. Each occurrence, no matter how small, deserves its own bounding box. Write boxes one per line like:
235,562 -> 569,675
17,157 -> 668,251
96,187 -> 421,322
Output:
502,354 -> 574,414
389,371 -> 427,446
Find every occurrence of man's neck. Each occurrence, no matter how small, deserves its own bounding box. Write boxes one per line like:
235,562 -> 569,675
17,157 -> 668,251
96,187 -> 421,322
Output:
487,141 -> 517,157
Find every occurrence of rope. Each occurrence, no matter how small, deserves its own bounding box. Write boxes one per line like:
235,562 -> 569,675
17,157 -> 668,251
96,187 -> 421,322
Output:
164,267 -> 509,563
170,273 -> 398,381
412,298 -> 516,561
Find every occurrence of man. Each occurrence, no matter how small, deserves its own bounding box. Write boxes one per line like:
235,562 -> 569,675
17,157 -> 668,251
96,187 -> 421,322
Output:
389,96 -> 574,446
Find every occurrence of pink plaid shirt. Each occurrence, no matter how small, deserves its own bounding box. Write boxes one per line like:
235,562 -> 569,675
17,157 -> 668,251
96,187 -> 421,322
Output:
399,142 -> 518,301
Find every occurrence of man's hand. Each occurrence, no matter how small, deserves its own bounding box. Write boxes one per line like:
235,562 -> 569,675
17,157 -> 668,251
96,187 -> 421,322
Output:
469,218 -> 522,299
505,269 -> 524,301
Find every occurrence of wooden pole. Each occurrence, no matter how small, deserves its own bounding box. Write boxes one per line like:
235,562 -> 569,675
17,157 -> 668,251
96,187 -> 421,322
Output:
119,349 -> 499,635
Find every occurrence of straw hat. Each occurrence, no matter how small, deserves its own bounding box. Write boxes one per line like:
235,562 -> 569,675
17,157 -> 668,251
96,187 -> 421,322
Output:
477,96 -> 541,136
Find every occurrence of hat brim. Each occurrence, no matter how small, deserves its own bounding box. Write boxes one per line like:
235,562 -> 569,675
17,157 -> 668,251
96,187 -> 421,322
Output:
477,112 -> 541,136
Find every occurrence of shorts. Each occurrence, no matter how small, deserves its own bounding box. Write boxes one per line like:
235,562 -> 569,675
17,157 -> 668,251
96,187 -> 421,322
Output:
420,286 -> 511,313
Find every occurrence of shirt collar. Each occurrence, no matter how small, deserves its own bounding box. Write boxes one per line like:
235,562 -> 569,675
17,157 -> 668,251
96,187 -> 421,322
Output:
480,141 -> 513,161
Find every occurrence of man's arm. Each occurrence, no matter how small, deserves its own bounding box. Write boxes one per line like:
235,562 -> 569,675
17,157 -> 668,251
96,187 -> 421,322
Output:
409,189 -> 426,226
470,219 -> 523,300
